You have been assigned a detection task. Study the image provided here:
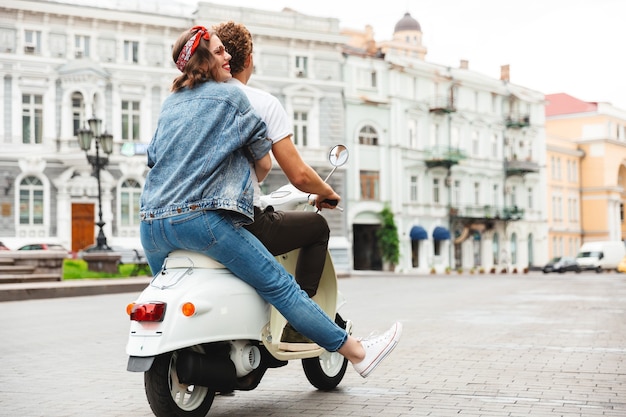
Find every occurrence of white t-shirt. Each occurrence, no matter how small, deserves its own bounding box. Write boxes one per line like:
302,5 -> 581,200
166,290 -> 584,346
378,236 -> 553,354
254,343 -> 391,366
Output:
227,78 -> 293,206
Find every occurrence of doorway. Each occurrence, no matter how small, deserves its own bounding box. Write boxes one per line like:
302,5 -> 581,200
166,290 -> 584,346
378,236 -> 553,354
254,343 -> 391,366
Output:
72,203 -> 95,253
352,224 -> 382,270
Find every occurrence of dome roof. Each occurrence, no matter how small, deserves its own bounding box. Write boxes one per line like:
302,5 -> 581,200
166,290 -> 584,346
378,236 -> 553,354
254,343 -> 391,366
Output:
394,12 -> 421,33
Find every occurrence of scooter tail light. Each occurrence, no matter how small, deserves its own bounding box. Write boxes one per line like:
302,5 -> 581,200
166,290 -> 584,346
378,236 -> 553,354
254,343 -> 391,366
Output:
130,302 -> 167,322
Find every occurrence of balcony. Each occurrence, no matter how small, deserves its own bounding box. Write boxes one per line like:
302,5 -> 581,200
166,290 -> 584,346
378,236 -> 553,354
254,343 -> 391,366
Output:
505,114 -> 530,129
502,206 -> 524,221
504,157 -> 540,177
425,146 -> 466,169
449,205 -> 524,222
429,95 -> 456,114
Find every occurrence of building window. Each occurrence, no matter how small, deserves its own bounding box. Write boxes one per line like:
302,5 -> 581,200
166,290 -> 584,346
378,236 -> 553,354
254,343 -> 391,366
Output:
451,127 -> 460,148
19,176 -> 44,225
22,94 -> 43,144
472,130 -> 479,156
527,187 -> 533,210
453,180 -> 460,205
493,184 -> 499,207
492,233 -> 499,264
74,35 -> 90,58
492,134 -> 498,158
72,92 -> 85,136
124,40 -> 139,64
360,170 -> 379,200
408,120 -> 417,149
358,125 -> 378,146
474,182 -> 480,205
295,55 -> 308,77
510,233 -> 517,264
120,179 -> 141,227
293,111 -> 308,146
24,29 -> 41,53
511,185 -> 517,207
122,100 -> 140,141
433,178 -> 440,204
430,123 -> 439,147
410,175 -> 418,201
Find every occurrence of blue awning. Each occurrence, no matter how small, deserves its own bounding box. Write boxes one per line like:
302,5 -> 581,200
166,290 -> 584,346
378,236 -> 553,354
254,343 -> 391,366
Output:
433,226 -> 451,240
409,225 -> 427,241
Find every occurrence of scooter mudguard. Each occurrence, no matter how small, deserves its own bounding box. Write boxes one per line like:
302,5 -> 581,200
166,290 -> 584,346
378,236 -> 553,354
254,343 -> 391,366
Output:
126,252 -> 268,358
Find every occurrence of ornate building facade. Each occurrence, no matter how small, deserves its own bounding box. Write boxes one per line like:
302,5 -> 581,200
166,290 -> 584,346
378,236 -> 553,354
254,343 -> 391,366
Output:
1,1 -> 551,273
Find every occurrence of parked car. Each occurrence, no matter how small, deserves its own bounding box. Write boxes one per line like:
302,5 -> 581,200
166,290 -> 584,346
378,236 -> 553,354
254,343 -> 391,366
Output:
618,256 -> 626,273
542,256 -> 580,273
17,243 -> 68,251
0,241 -> 10,250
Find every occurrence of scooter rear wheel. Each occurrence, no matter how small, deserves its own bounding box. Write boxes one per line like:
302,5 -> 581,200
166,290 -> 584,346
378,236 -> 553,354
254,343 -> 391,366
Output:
144,347 -> 215,417
301,313 -> 349,390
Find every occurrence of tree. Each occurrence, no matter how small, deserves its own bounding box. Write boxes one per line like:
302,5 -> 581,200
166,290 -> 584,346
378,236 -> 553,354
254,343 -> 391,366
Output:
376,205 -> 399,269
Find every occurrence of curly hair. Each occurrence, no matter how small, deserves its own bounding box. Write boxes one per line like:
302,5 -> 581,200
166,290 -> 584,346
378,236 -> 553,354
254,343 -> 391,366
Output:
213,21 -> 253,76
170,27 -> 215,92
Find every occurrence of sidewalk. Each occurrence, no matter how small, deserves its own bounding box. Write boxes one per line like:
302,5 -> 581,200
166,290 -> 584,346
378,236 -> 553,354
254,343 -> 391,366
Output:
0,269 -> 544,302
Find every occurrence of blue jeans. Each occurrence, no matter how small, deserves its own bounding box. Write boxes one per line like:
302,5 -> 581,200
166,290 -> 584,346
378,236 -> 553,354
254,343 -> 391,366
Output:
140,209 -> 347,352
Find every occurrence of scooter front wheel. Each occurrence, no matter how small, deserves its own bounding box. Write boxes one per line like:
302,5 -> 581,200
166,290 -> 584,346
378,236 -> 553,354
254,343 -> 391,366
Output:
301,313 -> 349,390
144,347 -> 215,417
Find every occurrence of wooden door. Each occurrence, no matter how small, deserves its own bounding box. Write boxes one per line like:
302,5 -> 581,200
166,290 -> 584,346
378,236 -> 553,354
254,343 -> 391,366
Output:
72,203 -> 95,253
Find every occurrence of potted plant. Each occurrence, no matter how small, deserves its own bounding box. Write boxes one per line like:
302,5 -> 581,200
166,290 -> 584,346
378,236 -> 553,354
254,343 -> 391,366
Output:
376,205 -> 399,271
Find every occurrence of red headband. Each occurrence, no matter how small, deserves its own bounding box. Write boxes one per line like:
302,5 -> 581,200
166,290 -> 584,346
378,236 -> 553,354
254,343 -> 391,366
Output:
175,26 -> 210,72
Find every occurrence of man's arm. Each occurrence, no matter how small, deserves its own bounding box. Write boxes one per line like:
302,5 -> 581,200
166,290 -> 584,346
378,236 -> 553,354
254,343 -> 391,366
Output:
272,138 -> 340,208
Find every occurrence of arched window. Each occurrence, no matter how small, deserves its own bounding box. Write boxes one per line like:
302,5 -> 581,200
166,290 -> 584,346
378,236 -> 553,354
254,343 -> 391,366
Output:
120,179 -> 141,227
511,232 -> 518,264
358,125 -> 378,146
19,176 -> 44,225
492,233 -> 499,264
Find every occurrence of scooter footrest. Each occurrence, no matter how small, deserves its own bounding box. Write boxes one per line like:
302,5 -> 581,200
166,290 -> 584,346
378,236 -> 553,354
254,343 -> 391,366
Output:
278,342 -> 321,352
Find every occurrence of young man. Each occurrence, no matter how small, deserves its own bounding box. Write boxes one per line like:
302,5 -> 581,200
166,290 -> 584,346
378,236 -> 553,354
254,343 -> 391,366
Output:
214,21 -> 341,343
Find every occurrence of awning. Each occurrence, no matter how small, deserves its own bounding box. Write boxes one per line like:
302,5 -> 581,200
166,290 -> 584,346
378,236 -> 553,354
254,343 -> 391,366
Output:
433,226 -> 451,240
409,226 -> 427,241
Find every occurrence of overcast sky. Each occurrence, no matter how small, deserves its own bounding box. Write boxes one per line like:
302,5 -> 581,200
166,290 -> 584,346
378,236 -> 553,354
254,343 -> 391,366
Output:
67,0 -> 626,110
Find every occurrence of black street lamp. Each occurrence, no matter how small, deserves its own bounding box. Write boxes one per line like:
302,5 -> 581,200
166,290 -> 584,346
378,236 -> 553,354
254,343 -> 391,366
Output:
77,117 -> 114,251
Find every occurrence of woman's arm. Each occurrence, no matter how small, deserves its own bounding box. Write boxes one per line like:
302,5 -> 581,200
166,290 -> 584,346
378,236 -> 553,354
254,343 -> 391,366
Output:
254,153 -> 272,182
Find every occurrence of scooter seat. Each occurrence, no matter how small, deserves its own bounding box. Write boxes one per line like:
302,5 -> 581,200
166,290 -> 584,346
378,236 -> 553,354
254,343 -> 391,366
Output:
166,250 -> 226,269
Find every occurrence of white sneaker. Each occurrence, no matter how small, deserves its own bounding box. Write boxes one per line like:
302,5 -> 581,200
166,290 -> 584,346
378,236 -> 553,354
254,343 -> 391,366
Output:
352,322 -> 403,378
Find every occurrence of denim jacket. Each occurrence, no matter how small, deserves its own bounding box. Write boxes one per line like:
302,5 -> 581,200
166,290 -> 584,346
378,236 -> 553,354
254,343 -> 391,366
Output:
140,81 -> 271,223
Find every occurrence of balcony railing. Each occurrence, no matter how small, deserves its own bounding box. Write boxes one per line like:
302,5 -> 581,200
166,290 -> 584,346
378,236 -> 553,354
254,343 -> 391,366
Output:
502,206 -> 524,220
429,95 -> 456,114
425,146 -> 466,169
505,114 -> 530,129
504,158 -> 540,177
449,205 -> 524,221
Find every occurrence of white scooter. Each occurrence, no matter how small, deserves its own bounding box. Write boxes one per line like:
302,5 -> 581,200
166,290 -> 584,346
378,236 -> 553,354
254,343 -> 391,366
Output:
126,145 -> 351,417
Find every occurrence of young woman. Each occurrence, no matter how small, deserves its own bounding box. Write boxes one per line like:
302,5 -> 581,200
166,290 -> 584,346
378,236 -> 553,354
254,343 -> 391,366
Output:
140,26 -> 401,378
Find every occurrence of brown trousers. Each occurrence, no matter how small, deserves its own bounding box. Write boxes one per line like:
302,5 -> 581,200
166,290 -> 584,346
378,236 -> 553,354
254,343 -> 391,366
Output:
244,206 -> 330,297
